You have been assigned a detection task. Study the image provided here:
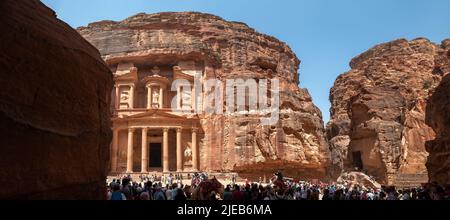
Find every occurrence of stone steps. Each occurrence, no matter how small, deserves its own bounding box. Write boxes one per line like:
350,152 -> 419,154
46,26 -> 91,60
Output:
393,173 -> 428,188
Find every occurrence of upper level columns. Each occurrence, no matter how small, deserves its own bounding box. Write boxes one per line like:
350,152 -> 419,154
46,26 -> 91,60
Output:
159,87 -> 164,109
129,85 -> 135,109
146,86 -> 152,109
114,83 -> 136,110
114,86 -> 120,110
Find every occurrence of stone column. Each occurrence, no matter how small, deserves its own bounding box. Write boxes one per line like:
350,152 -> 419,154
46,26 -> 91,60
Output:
141,128 -> 148,173
115,85 -> 120,109
147,86 -> 152,109
177,86 -> 181,110
191,86 -> 196,112
129,85 -> 135,109
159,87 -> 164,109
192,128 -> 199,171
126,128 -> 135,173
176,128 -> 183,172
111,128 -> 119,173
163,128 -> 169,173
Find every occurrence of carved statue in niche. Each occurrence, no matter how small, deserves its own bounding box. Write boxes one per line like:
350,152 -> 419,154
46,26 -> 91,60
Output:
152,89 -> 159,107
152,66 -> 160,76
184,146 -> 193,166
181,89 -> 192,109
120,91 -> 129,102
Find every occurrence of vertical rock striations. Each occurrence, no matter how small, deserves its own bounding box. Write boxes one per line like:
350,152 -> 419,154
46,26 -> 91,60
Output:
426,66 -> 450,185
0,0 -> 113,199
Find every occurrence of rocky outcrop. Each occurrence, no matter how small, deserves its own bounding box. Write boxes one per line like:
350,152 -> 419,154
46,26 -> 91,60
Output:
0,0 -> 113,199
337,172 -> 382,190
78,12 -> 330,179
426,72 -> 450,185
327,38 -> 450,185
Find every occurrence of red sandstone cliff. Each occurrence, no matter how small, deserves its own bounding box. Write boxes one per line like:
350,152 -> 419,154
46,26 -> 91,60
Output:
0,0 -> 113,199
327,38 -> 450,185
78,12 -> 331,179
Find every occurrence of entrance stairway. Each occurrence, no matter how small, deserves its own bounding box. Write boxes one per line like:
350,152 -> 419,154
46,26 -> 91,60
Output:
393,173 -> 429,189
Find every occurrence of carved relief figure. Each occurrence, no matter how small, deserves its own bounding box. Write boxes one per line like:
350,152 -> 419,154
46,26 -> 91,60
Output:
152,89 -> 159,107
120,91 -> 129,101
184,146 -> 193,165
152,66 -> 160,75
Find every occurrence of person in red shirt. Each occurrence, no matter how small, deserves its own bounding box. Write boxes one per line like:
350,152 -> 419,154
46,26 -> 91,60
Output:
232,185 -> 245,200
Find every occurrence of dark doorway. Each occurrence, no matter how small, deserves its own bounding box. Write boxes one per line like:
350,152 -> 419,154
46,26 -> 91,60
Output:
150,143 -> 162,168
352,151 -> 363,170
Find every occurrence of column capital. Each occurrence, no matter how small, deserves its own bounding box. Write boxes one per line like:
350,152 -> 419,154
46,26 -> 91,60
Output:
142,127 -> 148,132
128,128 -> 135,133
192,127 -> 199,133
163,128 -> 170,133
176,128 -> 182,133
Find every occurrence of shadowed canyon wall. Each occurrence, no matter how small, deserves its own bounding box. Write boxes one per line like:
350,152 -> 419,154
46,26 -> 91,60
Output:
0,0 -> 113,199
426,72 -> 450,185
327,38 -> 450,185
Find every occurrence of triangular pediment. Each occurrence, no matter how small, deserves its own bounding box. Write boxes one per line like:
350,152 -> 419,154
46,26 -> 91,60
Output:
114,67 -> 138,82
125,110 -> 186,120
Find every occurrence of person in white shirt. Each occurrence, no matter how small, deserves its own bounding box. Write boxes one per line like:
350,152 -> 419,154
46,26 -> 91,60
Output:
165,186 -> 173,200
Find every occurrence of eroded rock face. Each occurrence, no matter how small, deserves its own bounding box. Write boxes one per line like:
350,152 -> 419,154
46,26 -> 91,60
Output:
337,172 -> 382,190
327,38 -> 450,185
0,0 -> 113,199
426,73 -> 450,185
78,12 -> 331,179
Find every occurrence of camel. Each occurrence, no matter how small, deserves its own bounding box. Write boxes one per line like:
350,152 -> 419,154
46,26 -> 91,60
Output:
191,177 -> 224,200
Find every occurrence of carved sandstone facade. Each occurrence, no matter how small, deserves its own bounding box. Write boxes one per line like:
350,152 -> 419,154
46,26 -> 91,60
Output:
78,12 -> 331,178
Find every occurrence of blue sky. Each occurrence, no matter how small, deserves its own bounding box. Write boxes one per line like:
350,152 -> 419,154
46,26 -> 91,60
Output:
42,0 -> 450,123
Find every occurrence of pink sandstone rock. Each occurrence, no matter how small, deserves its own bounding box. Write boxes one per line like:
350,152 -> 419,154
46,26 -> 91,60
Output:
327,38 -> 450,185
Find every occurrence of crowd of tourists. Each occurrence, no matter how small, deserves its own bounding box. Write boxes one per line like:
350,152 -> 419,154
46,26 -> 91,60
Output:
106,172 -> 449,200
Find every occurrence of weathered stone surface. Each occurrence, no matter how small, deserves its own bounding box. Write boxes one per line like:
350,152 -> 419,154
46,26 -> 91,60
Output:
327,38 -> 450,185
0,0 -> 113,199
426,72 -> 450,185
337,172 -> 382,190
79,12 -> 330,179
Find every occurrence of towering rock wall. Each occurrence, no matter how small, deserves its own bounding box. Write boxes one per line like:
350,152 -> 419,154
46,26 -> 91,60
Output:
327,38 -> 450,185
0,0 -> 113,199
426,72 -> 450,185
78,12 -> 331,179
